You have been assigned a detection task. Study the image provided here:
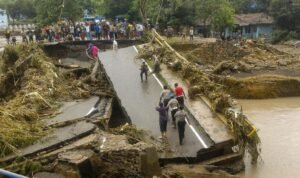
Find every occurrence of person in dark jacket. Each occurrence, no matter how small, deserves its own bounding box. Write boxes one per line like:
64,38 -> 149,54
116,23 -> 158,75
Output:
140,61 -> 148,82
175,107 -> 189,145
156,102 -> 168,140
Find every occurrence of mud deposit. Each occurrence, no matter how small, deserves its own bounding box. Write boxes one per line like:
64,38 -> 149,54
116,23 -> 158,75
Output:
172,41 -> 300,99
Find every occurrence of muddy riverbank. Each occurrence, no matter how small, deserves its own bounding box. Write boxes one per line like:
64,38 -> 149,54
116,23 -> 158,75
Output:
171,40 -> 300,99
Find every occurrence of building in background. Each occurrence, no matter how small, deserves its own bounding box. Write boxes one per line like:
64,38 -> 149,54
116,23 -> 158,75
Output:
225,13 -> 274,39
0,9 -> 8,29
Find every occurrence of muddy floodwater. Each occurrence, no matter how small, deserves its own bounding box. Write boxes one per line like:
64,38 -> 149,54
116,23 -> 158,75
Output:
238,97 -> 300,178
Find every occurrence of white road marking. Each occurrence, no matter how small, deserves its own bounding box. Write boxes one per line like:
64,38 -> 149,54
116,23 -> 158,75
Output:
86,107 -> 96,117
133,46 -> 209,148
186,118 -> 209,148
133,46 -> 139,53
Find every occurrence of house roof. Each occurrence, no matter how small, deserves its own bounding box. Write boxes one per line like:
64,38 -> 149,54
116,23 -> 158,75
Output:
196,13 -> 274,27
235,13 -> 274,26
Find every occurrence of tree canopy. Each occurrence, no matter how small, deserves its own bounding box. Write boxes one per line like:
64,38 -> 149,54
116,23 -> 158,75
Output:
1,0 -> 36,23
34,0 -> 95,25
0,0 -> 298,40
196,0 -> 235,33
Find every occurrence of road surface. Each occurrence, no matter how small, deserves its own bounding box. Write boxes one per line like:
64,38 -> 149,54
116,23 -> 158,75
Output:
100,46 -> 213,158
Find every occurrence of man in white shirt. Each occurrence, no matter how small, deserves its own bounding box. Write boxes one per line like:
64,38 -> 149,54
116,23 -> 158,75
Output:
85,23 -> 91,40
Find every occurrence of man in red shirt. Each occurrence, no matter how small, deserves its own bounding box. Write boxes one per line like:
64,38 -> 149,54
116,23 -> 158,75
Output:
174,83 -> 186,107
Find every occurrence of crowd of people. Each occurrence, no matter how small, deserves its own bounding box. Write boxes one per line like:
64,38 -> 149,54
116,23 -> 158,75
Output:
164,26 -> 195,41
4,19 -> 146,44
156,83 -> 188,145
140,55 -> 189,145
43,20 -> 145,42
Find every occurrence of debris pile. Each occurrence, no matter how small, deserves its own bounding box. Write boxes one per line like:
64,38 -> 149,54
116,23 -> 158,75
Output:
171,40 -> 300,98
93,133 -> 161,178
51,133 -> 161,178
0,44 -> 109,157
174,40 -> 299,75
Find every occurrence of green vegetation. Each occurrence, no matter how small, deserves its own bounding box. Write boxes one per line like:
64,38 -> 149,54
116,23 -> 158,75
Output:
270,0 -> 300,42
196,0 -> 235,37
0,0 -> 298,40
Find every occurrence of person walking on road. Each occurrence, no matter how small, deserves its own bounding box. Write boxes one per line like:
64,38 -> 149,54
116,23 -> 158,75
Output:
174,83 -> 186,107
156,102 -> 168,140
167,96 -> 180,128
140,62 -> 148,82
160,85 -> 170,105
175,107 -> 188,145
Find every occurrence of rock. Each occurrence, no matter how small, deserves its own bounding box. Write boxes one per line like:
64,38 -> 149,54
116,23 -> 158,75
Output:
57,150 -> 96,178
213,61 -> 237,74
238,61 -> 252,72
140,146 -> 162,177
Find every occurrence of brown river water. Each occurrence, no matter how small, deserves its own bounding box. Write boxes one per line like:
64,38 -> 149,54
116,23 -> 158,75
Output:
238,97 -> 300,178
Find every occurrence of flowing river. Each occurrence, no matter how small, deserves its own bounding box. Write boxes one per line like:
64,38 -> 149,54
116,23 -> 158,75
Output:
238,97 -> 300,178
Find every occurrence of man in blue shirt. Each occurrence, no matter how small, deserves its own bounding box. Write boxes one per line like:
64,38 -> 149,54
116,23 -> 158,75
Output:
95,23 -> 101,40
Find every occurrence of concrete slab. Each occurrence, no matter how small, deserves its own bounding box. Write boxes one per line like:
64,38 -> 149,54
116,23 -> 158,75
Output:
46,97 -> 99,126
1,121 -> 96,163
99,47 -> 212,159
61,57 -> 92,69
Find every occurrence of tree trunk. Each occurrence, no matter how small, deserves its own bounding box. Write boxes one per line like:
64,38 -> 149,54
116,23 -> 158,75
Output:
139,0 -> 148,24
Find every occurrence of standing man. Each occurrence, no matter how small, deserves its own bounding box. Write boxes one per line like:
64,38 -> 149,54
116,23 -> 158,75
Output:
175,107 -> 188,145
189,26 -> 194,41
181,27 -> 187,40
153,55 -> 161,74
160,85 -> 170,105
70,25 -> 75,38
95,23 -> 101,40
156,103 -> 168,140
174,83 -> 186,107
85,23 -> 92,40
140,62 -> 148,82
149,55 -> 161,75
5,29 -> 10,44
21,29 -> 28,44
167,96 -> 180,128
28,29 -> 34,43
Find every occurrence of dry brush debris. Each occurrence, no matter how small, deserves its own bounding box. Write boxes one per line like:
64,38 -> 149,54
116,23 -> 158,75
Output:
0,44 -> 110,157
